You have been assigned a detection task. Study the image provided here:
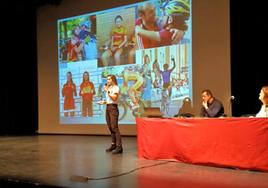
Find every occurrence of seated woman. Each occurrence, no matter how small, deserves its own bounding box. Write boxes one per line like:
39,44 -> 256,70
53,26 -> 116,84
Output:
101,15 -> 128,66
256,86 -> 268,117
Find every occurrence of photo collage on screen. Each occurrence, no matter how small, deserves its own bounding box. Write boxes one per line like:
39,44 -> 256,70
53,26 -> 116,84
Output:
58,0 -> 192,124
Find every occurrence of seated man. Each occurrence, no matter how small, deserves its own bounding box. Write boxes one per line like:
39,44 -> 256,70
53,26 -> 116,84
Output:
200,89 -> 225,117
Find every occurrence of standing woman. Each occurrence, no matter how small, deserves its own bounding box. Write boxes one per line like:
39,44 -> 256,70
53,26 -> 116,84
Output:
62,71 -> 77,117
102,74 -> 123,154
79,71 -> 96,117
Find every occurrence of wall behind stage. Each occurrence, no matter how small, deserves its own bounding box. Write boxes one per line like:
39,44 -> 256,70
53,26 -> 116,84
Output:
37,0 -> 230,135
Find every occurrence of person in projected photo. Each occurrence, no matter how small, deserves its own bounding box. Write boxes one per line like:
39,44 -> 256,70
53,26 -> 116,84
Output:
256,86 -> 268,117
101,15 -> 128,66
152,59 -> 162,88
127,2 -> 183,65
200,89 -> 225,118
62,72 -> 77,117
120,66 -> 145,110
97,75 -> 123,154
134,2 -> 183,49
67,29 -> 82,62
141,54 -> 151,79
156,56 -> 176,98
140,54 -> 152,102
76,17 -> 97,60
79,71 -> 96,117
135,13 -> 187,47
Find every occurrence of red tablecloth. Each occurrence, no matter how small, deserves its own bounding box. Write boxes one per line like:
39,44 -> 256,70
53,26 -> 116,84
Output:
136,117 -> 268,172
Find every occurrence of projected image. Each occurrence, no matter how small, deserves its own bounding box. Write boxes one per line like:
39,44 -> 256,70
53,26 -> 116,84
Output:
59,15 -> 97,63
58,0 -> 192,124
135,45 -> 190,117
59,60 -> 99,119
97,8 -> 136,67
134,0 -> 190,49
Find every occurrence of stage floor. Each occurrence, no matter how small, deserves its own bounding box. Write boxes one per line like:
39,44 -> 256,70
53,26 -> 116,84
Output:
0,135 -> 268,188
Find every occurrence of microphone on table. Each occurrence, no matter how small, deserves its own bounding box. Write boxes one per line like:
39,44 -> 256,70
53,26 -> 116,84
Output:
228,96 -> 235,117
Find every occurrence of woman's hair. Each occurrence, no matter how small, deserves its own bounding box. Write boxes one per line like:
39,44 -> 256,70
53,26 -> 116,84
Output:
114,15 -> 123,22
82,71 -> 89,82
66,71 -> 73,83
261,86 -> 268,104
108,74 -> 118,85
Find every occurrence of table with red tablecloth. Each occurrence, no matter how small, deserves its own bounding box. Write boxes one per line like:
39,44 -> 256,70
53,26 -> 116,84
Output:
136,117 -> 268,172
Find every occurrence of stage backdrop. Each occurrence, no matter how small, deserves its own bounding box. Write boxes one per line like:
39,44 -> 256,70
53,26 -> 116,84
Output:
37,0 -> 230,135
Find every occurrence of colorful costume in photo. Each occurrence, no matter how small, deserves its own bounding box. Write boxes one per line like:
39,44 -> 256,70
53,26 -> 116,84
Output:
62,82 -> 77,116
80,81 -> 95,117
111,26 -> 127,52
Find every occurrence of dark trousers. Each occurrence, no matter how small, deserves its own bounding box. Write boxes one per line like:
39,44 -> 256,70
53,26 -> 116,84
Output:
106,104 -> 122,146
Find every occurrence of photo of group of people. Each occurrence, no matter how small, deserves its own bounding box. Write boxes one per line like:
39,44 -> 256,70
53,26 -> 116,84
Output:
58,0 -> 192,124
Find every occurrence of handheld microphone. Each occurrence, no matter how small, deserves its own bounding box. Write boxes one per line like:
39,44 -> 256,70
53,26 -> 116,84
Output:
104,83 -> 110,94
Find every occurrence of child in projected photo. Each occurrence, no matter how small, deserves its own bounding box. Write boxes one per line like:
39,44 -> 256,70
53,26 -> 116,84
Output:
79,71 -> 96,117
76,16 -> 97,61
101,15 -> 128,66
67,28 -> 83,62
62,72 -> 77,117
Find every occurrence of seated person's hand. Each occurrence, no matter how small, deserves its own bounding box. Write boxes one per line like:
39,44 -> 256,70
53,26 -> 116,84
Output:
202,101 -> 208,109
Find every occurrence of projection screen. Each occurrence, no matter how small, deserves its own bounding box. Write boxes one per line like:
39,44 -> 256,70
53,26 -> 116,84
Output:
37,0 -> 230,135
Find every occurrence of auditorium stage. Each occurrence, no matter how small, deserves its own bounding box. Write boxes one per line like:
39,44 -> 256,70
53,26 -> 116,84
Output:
0,135 -> 268,188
